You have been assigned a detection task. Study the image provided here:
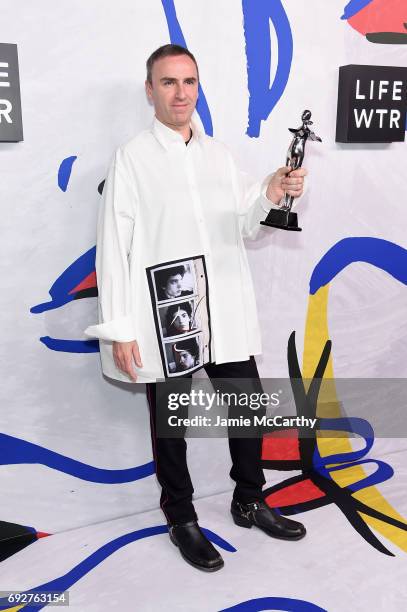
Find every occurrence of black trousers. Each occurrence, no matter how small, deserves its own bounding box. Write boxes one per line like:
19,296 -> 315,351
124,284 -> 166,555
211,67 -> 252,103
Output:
146,356 -> 266,525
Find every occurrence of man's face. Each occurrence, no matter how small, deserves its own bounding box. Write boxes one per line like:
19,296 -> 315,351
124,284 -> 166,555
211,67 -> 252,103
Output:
171,307 -> 191,332
178,350 -> 195,370
145,54 -> 199,130
163,273 -> 183,298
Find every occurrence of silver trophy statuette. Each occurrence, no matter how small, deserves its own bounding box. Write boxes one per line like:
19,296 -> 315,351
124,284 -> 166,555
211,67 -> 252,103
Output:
261,110 -> 322,232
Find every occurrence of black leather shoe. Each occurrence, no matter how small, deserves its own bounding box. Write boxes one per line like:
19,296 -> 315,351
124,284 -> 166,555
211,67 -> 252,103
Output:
231,499 -> 306,541
168,521 -> 224,572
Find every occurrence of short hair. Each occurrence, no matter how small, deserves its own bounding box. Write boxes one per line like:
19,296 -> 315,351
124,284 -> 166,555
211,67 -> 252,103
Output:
146,44 -> 199,84
173,337 -> 199,359
155,265 -> 185,289
166,301 -> 192,332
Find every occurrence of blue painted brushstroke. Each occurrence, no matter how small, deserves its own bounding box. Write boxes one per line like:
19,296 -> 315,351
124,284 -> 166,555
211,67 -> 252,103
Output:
242,0 -> 293,137
328,459 -> 394,493
310,238 -> 407,295
202,528 -> 237,552
0,433 -> 154,483
312,417 -> 394,494
313,417 -> 374,468
220,596 -> 327,612
0,526 -> 236,611
341,0 -> 374,20
39,337 -> 99,353
30,247 -> 96,313
30,247 -> 98,354
58,156 -> 77,192
161,0 -> 213,136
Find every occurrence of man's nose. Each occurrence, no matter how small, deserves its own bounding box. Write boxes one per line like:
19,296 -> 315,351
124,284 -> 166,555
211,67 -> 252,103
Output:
175,83 -> 186,99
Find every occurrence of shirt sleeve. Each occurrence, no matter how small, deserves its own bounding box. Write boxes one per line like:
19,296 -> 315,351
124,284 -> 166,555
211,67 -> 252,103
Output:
84,147 -> 138,342
227,151 -> 278,240
228,152 -> 301,240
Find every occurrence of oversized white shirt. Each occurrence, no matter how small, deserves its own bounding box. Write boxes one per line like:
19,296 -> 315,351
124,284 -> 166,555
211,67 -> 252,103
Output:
84,116 -> 279,383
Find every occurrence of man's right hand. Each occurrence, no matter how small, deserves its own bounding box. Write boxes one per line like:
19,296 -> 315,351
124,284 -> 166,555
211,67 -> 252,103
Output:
112,340 -> 142,382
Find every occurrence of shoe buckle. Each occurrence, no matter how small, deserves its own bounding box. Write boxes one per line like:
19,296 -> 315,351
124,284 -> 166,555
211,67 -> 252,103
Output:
237,501 -> 260,518
246,502 -> 260,512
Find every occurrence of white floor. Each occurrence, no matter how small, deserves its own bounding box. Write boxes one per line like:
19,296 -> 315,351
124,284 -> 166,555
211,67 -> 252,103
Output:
1,463 -> 407,612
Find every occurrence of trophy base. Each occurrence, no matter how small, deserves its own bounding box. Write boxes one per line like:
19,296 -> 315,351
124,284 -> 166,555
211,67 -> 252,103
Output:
260,208 -> 302,232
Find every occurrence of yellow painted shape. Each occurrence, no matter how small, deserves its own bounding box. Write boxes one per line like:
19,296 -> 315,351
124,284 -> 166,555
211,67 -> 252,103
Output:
303,285 -> 407,552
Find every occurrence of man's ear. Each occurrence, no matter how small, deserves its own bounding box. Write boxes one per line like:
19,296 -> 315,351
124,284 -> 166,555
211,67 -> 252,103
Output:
145,79 -> 153,101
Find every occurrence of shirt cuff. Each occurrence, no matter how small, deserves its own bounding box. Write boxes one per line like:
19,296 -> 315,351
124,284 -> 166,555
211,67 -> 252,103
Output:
84,314 -> 137,343
259,172 -> 283,212
260,171 -> 302,213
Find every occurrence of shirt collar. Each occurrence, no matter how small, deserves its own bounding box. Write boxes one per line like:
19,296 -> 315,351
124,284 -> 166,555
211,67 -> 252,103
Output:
151,115 -> 203,150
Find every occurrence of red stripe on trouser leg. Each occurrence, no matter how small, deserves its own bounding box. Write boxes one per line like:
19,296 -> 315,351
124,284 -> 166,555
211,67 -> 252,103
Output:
146,383 -> 170,523
145,382 -> 197,524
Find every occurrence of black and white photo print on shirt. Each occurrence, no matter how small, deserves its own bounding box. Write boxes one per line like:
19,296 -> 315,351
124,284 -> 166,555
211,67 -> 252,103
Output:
146,256 -> 212,377
153,261 -> 195,302
165,335 -> 203,374
158,300 -> 201,338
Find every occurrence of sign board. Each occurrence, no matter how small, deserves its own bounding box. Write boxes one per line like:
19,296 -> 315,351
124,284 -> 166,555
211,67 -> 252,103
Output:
336,64 -> 407,143
0,43 -> 23,142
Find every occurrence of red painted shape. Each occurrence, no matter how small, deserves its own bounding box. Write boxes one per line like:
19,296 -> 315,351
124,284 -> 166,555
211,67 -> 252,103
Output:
36,532 -> 51,539
262,429 -> 300,461
265,478 -> 325,508
69,271 -> 97,295
348,0 -> 406,36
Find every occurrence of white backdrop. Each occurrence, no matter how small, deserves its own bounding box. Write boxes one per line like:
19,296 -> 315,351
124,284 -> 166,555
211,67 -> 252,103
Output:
1,3 -> 407,606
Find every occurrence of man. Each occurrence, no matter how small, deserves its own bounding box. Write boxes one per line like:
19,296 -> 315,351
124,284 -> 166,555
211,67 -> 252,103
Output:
155,266 -> 193,301
172,337 -> 200,371
165,302 -> 194,336
85,44 -> 307,572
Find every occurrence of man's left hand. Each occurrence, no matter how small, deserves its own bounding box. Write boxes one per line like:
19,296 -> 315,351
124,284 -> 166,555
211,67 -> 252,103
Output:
266,166 -> 307,205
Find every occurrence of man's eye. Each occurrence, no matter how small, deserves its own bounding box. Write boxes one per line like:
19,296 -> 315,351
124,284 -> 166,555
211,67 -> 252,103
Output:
164,81 -> 173,86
